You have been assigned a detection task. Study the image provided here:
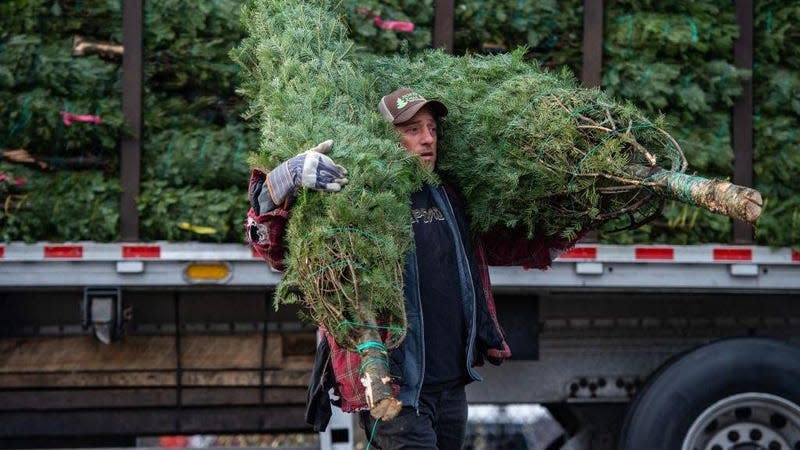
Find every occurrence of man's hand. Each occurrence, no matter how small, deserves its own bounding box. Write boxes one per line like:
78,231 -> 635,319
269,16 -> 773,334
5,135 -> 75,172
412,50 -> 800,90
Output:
266,140 -> 349,207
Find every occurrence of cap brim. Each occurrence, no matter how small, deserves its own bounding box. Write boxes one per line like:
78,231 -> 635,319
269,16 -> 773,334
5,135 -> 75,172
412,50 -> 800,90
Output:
393,100 -> 449,125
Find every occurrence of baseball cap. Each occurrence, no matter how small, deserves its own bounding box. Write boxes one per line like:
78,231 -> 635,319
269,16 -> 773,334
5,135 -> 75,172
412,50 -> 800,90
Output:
377,87 -> 449,125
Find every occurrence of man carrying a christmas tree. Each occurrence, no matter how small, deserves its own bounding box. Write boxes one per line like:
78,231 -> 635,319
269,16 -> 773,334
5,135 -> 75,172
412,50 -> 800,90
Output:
246,87 -> 574,449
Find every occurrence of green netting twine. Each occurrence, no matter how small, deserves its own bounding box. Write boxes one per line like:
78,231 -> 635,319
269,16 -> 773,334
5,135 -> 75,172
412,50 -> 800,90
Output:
4,96 -> 33,148
357,340 -> 389,375
309,258 -> 367,277
199,134 -> 211,164
360,355 -> 389,375
356,340 -> 387,353
567,122 -> 660,191
644,171 -> 705,204
335,320 -> 404,335
686,17 -> 699,43
325,226 -> 393,247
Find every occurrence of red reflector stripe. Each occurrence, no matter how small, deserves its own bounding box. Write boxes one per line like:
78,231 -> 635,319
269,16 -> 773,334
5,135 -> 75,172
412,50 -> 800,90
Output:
559,247 -> 597,260
44,245 -> 83,258
122,245 -> 161,259
793,251 -> 800,263
635,247 -> 674,260
713,248 -> 752,261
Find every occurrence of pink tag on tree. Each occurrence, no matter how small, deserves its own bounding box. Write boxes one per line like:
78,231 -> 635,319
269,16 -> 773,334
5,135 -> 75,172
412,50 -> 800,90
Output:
356,7 -> 415,33
373,16 -> 415,32
60,111 -> 103,126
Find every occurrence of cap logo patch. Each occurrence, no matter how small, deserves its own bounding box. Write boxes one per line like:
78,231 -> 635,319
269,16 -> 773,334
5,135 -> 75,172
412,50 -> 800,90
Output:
396,92 -> 424,110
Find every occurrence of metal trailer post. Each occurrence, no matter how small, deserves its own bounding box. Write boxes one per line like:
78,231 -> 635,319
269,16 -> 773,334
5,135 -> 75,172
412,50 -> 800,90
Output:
433,0 -> 454,53
121,0 -> 143,241
579,0 -> 604,244
732,0 -> 755,244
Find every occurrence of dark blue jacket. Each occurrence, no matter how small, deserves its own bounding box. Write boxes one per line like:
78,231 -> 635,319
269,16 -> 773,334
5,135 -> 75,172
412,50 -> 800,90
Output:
393,183 -> 506,408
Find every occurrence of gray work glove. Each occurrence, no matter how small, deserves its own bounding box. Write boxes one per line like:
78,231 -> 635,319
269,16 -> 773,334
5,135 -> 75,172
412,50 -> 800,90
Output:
264,140 -> 349,209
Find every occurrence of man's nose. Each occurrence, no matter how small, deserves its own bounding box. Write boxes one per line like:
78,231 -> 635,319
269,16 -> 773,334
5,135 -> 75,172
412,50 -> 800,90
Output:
421,128 -> 435,143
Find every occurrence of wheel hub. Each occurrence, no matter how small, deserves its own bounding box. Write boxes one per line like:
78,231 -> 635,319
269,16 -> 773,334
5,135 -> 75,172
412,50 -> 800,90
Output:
682,393 -> 800,450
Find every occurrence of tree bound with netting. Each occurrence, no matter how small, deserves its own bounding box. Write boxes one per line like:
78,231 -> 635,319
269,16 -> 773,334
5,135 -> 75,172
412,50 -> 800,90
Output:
233,0 -> 762,420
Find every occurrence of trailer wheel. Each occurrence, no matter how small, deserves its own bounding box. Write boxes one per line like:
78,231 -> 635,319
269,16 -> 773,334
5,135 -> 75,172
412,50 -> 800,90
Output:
618,337 -> 800,450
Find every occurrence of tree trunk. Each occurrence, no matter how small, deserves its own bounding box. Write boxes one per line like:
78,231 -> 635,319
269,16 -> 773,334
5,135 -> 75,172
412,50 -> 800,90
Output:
357,328 -> 402,421
633,166 -> 762,223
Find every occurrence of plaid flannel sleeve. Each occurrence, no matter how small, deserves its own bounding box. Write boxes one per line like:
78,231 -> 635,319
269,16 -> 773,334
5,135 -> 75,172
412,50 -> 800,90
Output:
480,225 -> 585,270
323,330 -> 370,413
245,168 -> 291,271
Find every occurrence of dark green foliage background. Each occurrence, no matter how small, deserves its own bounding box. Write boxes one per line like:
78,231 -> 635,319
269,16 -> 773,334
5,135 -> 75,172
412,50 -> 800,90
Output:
0,0 -> 251,242
752,0 -> 800,247
0,0 -> 797,248
599,0 -> 749,244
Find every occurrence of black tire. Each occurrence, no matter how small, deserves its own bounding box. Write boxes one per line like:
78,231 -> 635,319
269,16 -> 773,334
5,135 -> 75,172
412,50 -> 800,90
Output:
618,337 -> 800,450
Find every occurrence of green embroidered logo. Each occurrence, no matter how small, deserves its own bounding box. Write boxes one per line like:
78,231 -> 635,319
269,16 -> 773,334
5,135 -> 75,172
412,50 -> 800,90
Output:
396,92 -> 424,110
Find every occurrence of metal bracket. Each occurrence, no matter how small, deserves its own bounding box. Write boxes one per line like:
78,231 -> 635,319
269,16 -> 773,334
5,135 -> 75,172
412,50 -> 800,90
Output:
82,287 -> 124,344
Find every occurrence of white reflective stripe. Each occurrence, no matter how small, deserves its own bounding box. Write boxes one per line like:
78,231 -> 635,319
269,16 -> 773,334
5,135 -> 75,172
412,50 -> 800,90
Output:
557,245 -> 799,264
0,243 -> 797,264
156,243 -> 255,261
0,242 -> 254,261
751,246 -> 800,264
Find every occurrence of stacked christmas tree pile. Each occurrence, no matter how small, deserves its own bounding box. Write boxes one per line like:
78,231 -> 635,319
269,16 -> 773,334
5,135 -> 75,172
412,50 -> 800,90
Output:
0,0 -> 254,242
338,0 -> 434,54
137,0 -> 253,242
2,0 -> 795,248
342,0 -> 583,70
599,0 -> 750,244
0,0 -> 124,241
453,0 -> 583,70
753,0 -> 800,247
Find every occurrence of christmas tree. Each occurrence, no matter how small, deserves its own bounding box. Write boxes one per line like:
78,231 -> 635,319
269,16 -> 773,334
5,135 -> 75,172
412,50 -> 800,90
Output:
235,0 -> 761,418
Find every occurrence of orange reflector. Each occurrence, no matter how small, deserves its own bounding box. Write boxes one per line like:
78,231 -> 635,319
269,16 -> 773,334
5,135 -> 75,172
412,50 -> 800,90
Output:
184,262 -> 230,282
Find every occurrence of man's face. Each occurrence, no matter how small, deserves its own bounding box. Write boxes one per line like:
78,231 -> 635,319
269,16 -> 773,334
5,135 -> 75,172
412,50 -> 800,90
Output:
395,106 -> 437,169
